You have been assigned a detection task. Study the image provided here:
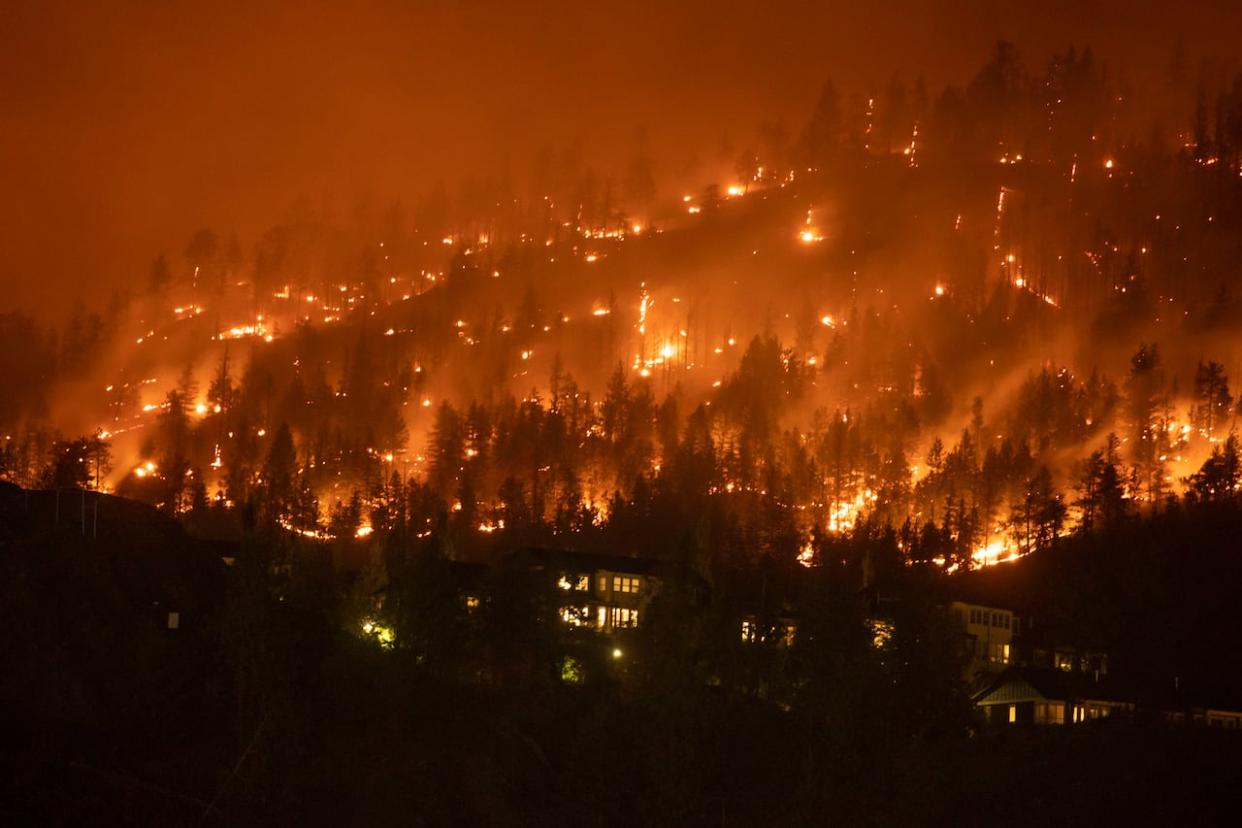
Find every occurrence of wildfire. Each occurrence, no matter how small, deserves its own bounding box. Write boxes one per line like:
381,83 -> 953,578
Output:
972,538 -> 1021,568
799,209 -> 823,243
827,488 -> 878,533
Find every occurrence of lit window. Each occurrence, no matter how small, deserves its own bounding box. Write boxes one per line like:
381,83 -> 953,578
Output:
561,606 -> 589,627
610,607 -> 639,628
870,619 -> 894,648
558,574 -> 590,591
612,576 -> 640,594
741,619 -> 756,642
1035,703 -> 1066,725
1008,704 -> 1017,724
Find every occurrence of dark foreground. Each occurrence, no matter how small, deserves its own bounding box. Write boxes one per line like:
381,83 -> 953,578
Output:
3,487 -> 1241,825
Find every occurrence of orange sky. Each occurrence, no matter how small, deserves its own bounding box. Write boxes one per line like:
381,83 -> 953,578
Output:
4,0 -> 1241,317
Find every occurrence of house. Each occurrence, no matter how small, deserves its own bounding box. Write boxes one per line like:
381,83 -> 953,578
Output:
509,547 -> 659,633
949,600 -> 1018,676
972,666 -> 1135,726
1030,644 -> 1110,677
1193,709 -> 1242,730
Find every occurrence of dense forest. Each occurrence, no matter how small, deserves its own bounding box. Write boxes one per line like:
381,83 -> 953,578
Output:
6,43 -> 1242,575
6,36 -> 1242,825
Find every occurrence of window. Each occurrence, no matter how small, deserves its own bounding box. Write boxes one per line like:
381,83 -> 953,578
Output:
612,576 -> 641,594
1035,702 -> 1066,725
1008,704 -> 1017,724
610,607 -> 639,628
741,619 -> 756,643
870,619 -> 894,649
560,606 -> 590,627
465,595 -> 480,609
1072,705 -> 1085,723
558,574 -> 589,591
741,619 -> 795,646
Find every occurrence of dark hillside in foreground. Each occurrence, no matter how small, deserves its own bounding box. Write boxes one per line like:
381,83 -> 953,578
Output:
0,483 -> 231,820
949,499 -> 1242,710
1,486 -> 1241,823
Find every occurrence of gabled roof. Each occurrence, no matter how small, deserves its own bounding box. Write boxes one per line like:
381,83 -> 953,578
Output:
973,666 -> 1135,706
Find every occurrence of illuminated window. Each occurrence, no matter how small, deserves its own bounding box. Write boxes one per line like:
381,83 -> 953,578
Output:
558,574 -> 590,591
465,595 -> 480,609
561,605 -> 589,627
1008,704 -> 1017,723
741,619 -> 756,642
870,619 -> 894,649
1035,702 -> 1066,725
612,576 -> 641,594
610,607 -> 639,628
597,606 -> 608,628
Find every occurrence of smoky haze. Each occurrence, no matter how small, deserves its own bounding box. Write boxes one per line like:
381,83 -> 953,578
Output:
4,0 -> 1242,318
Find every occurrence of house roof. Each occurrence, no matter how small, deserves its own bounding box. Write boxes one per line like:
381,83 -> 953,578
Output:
972,666 -> 1136,706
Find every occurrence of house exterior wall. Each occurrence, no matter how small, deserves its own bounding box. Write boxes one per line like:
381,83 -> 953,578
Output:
951,600 -> 1017,675
556,565 -> 656,632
